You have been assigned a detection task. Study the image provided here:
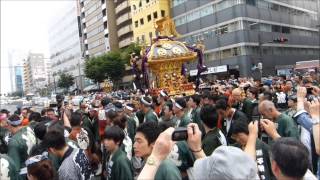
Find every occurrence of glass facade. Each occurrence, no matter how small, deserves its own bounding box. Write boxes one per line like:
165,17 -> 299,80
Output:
48,1 -> 83,77
172,0 -> 319,76
174,0 -> 317,27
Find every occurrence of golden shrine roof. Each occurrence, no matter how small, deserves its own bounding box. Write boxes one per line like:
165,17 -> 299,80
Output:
146,38 -> 197,63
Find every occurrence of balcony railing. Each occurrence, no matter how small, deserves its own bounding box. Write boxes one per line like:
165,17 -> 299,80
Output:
117,25 -> 132,37
116,13 -> 131,26
115,1 -> 129,14
119,37 -> 134,48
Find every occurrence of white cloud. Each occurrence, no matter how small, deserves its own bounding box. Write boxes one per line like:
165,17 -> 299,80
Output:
1,0 -> 72,94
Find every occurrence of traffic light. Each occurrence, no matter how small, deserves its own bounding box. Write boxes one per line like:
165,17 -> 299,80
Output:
273,37 -> 288,43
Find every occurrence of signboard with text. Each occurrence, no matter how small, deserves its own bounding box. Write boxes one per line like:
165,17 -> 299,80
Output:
189,65 -> 228,76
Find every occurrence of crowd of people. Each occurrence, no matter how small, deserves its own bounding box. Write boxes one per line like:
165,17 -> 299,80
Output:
0,71 -> 319,180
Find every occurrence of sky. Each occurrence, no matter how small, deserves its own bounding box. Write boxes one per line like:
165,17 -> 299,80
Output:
0,0 -> 71,94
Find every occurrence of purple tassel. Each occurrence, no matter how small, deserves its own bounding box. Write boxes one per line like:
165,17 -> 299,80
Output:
142,47 -> 151,88
181,63 -> 186,76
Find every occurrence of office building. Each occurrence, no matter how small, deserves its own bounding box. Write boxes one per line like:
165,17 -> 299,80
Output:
7,49 -> 27,93
48,1 -> 84,90
172,0 -> 320,76
14,66 -> 24,93
23,53 -> 48,93
130,0 -> 170,45
79,0 -> 119,58
114,0 -> 134,48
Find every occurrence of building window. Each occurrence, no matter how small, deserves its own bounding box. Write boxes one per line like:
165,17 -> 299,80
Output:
246,0 -> 256,6
139,1 -> 142,7
147,14 -> 152,22
136,37 -> 140,43
270,4 -> 279,11
161,10 -> 165,17
132,5 -> 136,10
282,26 -> 290,34
146,0 -> 149,3
135,21 -> 138,27
272,25 -> 281,32
149,32 -> 152,41
153,11 -> 158,19
140,18 -> 144,25
141,35 -> 145,42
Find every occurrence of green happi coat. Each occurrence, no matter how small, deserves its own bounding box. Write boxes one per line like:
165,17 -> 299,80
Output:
167,141 -> 195,174
276,113 -> 299,139
241,98 -> 255,121
0,126 -> 9,154
202,128 -> 224,156
0,154 -> 20,180
8,126 -> 37,170
191,107 -> 205,135
105,148 -> 134,180
81,113 -> 100,143
176,113 -> 191,128
144,109 -> 158,122
126,115 -> 137,143
155,159 -> 182,180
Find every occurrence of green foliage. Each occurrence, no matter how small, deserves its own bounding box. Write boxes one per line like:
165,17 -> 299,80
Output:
84,56 -> 108,84
102,51 -> 126,83
57,73 -> 74,91
120,43 -> 141,64
84,43 -> 140,88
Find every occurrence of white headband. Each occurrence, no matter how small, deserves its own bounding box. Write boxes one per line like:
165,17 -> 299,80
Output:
141,97 -> 152,106
175,102 -> 183,110
7,119 -> 22,126
160,90 -> 167,97
125,105 -> 134,111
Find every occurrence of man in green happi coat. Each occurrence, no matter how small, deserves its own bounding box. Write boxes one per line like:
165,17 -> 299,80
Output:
103,126 -> 133,180
173,98 -> 190,128
140,96 -> 158,122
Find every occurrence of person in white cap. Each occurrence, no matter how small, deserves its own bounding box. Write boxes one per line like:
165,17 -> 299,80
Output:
140,97 -> 158,123
124,103 -> 139,142
158,90 -> 169,115
173,98 -> 191,127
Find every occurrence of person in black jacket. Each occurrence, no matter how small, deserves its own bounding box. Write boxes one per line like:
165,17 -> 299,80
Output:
216,98 -> 248,144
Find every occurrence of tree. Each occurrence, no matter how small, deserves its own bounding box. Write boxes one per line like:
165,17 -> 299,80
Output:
102,51 -> 126,89
120,43 -> 141,65
57,72 -> 74,93
84,56 -> 108,89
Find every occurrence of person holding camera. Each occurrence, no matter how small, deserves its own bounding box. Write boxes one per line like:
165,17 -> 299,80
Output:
293,86 -> 320,177
134,121 -> 181,180
138,122 -> 259,180
258,100 -> 299,140
230,120 -> 273,180
260,118 -> 318,180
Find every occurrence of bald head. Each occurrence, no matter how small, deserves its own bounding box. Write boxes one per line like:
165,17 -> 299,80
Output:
232,88 -> 242,96
232,88 -> 242,102
259,100 -> 278,120
259,100 -> 275,111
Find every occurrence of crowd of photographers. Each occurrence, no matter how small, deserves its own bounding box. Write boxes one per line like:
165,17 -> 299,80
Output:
0,71 -> 319,180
